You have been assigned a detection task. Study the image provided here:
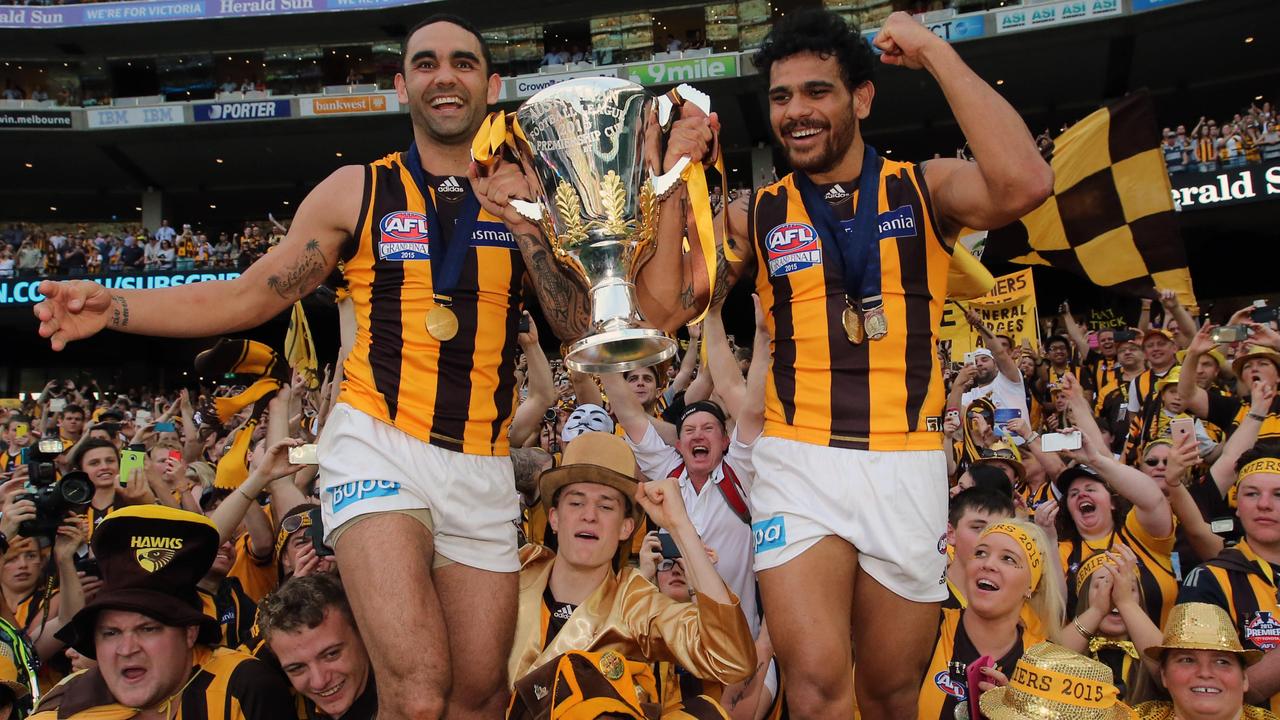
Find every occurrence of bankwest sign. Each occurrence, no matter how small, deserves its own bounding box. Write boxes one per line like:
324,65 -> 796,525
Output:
1170,161 -> 1280,210
301,93 -> 399,116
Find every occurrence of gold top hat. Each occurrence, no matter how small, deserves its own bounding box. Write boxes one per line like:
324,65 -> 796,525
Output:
1233,345 -> 1280,379
1144,602 -> 1263,665
539,432 -> 643,522
980,642 -> 1135,720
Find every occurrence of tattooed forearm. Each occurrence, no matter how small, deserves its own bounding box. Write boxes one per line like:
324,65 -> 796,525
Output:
709,242 -> 733,307
109,294 -> 130,328
266,239 -> 327,301
516,233 -> 591,341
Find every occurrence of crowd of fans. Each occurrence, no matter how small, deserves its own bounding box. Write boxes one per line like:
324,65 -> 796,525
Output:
1,279 -> 1280,719
1162,96 -> 1280,172
0,219 -> 286,278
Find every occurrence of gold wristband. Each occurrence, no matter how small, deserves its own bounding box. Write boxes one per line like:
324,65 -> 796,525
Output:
1074,617 -> 1093,640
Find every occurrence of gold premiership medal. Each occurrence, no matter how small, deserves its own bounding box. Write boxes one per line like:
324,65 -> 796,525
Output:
425,306 -> 459,342
842,305 -> 864,345
864,305 -> 889,340
598,650 -> 625,681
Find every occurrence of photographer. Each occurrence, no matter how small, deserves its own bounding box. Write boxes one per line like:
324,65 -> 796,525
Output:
0,508 -> 88,664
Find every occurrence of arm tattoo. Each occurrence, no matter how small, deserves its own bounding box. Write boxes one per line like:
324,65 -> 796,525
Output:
709,242 -> 733,307
266,239 -> 327,301
109,294 -> 130,328
515,233 -> 590,341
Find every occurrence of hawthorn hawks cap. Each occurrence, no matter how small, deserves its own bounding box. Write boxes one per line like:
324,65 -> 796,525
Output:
56,505 -> 222,658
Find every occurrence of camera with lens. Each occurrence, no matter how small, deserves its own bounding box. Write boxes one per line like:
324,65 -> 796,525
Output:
18,439 -> 92,540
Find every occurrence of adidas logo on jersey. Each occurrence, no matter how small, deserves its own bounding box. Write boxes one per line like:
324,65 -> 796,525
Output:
437,176 -> 465,193
824,184 -> 849,201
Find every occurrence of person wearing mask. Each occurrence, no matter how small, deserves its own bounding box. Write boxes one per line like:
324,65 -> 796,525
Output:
259,573 -> 376,720
918,520 -> 1063,719
1135,602 -> 1276,720
31,506 -> 295,720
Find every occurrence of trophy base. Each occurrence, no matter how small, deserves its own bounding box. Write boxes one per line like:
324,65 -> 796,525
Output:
564,328 -> 678,375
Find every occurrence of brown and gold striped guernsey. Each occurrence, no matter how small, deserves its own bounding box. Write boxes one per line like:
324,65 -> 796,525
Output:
751,160 -> 952,452
338,151 -> 525,456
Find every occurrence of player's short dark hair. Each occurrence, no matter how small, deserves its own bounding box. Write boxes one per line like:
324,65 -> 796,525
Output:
752,8 -> 876,91
402,13 -> 492,74
258,572 -> 353,638
948,487 -> 1016,527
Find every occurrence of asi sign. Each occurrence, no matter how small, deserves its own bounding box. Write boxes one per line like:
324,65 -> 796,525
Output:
625,54 -> 738,86
996,0 -> 1120,33
193,99 -> 290,122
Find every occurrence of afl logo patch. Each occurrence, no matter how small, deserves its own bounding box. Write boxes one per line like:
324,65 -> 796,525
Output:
765,222 -> 822,277
378,211 -> 431,261
1246,611 -> 1280,651
934,670 -> 967,700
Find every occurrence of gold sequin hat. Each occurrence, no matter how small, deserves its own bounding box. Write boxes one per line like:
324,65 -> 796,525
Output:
980,642 -> 1136,720
1144,602 -> 1263,665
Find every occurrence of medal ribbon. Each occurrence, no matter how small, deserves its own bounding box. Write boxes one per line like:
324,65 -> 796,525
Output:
404,142 -> 480,307
793,144 -> 884,312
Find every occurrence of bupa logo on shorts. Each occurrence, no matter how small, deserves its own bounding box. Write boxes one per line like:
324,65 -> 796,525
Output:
765,223 -> 822,277
378,212 -> 431,261
1245,611 -> 1280,651
934,670 -> 967,700
752,516 -> 786,554
877,205 -> 917,239
329,480 -> 402,513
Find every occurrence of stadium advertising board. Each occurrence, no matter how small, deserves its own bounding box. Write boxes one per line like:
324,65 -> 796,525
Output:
625,54 -> 739,86
300,93 -> 399,116
85,105 -> 185,129
506,68 -> 621,101
0,271 -> 242,307
0,0 -> 424,27
193,100 -> 292,122
1130,0 -> 1194,11
924,15 -> 986,42
1170,161 -> 1280,210
0,110 -> 74,130
996,0 -> 1120,33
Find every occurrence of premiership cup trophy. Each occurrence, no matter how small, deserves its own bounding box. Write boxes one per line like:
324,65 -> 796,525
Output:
505,77 -> 710,374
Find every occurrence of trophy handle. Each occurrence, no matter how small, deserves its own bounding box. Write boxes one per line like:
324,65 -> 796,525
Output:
509,199 -> 543,223
650,156 -> 691,199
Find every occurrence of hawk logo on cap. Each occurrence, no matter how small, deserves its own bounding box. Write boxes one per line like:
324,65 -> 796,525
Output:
131,536 -> 184,573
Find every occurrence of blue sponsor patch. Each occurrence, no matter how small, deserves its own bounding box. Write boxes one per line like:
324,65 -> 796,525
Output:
934,670 -> 967,700
378,211 -> 431,260
470,221 -> 517,249
752,516 -> 787,554
877,205 -> 918,239
765,223 -> 822,277
329,480 -> 402,512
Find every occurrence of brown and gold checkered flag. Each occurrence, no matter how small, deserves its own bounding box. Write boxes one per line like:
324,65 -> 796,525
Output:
983,91 -> 1196,306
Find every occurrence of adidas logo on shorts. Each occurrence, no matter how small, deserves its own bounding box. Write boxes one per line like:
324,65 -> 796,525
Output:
437,176 -> 465,194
